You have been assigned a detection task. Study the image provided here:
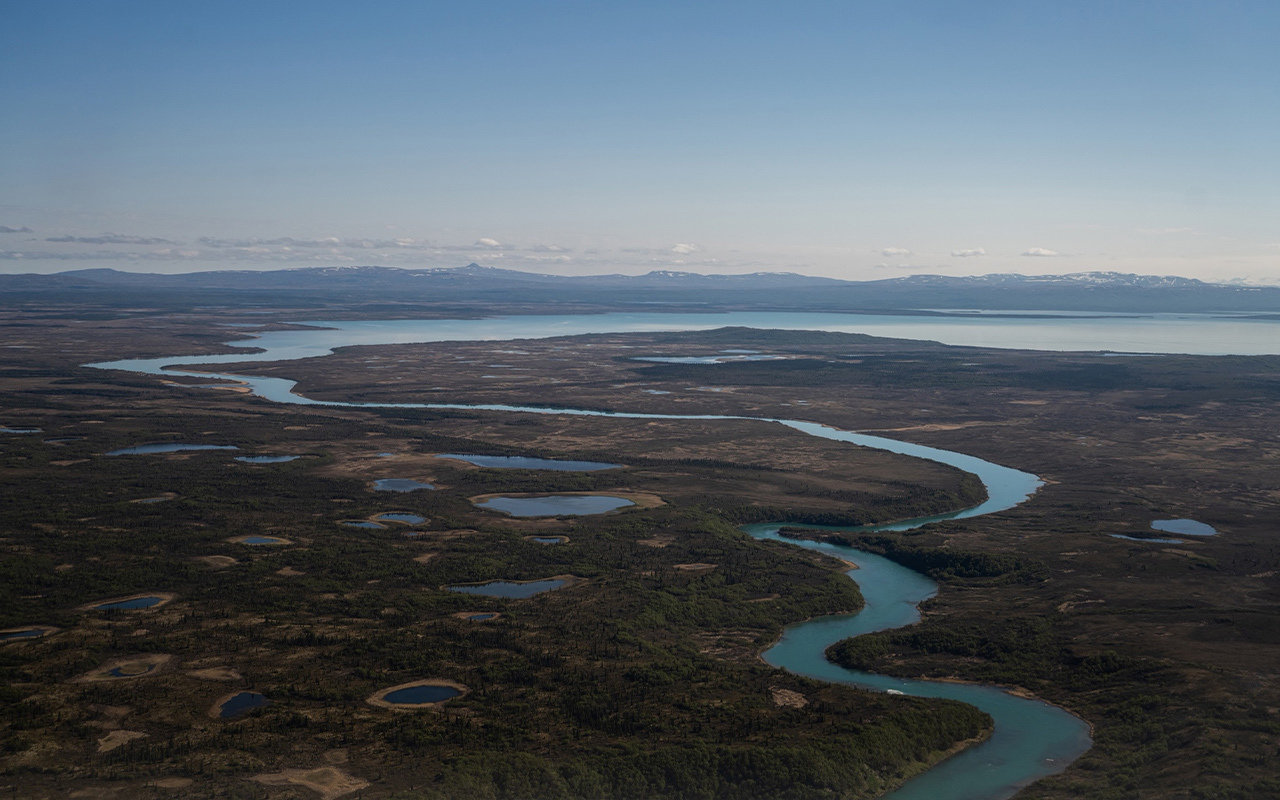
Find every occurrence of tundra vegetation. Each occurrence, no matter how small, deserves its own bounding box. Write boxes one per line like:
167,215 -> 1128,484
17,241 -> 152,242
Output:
1,308 -> 1278,799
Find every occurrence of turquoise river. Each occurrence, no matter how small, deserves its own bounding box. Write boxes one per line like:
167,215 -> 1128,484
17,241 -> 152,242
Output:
91,311 -> 1110,799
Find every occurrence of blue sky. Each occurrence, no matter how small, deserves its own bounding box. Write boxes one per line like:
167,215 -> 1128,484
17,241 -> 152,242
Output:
2,1 -> 1278,281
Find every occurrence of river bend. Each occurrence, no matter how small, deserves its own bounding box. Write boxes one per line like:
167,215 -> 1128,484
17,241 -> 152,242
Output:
91,322 -> 1092,799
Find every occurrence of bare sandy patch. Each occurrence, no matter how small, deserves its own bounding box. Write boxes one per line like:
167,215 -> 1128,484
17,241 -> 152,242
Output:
770,687 -> 808,708
152,778 -> 193,789
367,679 -> 470,710
413,552 -> 439,564
52,459 -> 90,466
251,765 -> 369,800
96,730 -> 146,753
638,533 -> 675,547
277,566 -> 306,576
187,666 -> 242,681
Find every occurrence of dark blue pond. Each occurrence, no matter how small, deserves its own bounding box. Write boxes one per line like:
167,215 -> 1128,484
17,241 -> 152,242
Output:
373,478 -> 435,492
240,536 -> 288,544
447,579 -> 566,598
44,436 -> 84,443
1151,519 -> 1217,536
135,496 -> 173,504
466,613 -> 499,621
530,536 -> 566,545
475,495 -> 634,517
1,628 -> 49,642
1110,534 -> 1183,544
219,692 -> 271,718
108,443 -> 238,455
438,453 -> 620,471
342,521 -> 386,529
383,684 -> 463,704
234,455 -> 301,463
1,427 -> 42,434
93,596 -> 165,610
376,513 -> 427,524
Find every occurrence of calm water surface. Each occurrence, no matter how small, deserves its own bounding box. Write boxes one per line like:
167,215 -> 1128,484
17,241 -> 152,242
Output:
437,453 -> 620,471
108,443 -> 237,455
476,495 -> 634,517
219,692 -> 270,718
1152,518 -> 1217,536
376,512 -> 427,524
383,684 -> 462,704
234,455 -> 300,463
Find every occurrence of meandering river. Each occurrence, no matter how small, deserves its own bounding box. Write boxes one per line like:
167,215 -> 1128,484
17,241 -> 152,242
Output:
91,312 -> 1099,799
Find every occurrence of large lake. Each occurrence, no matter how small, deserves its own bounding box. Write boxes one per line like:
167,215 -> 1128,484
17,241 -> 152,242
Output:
93,312 -> 1280,381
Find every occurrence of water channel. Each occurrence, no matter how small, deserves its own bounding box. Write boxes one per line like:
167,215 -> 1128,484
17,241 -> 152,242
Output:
89,314 -> 1107,799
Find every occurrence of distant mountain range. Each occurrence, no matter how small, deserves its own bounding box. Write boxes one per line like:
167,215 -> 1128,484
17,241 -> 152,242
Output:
3,265 -> 1277,313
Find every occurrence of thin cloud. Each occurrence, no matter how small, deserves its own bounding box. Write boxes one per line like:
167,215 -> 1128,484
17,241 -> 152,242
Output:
474,238 -> 510,249
0,225 -> 33,234
879,247 -> 911,257
950,248 -> 986,258
670,243 -> 700,255
1021,247 -> 1060,257
198,236 -> 342,248
528,244 -> 573,253
46,233 -> 180,245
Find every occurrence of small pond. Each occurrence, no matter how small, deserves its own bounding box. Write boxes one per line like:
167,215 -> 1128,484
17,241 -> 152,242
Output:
342,521 -> 386,529
235,455 -> 301,464
1,427 -> 42,434
375,512 -> 427,524
45,436 -> 84,443
530,536 -> 566,545
1110,534 -> 1183,544
466,613 -> 499,621
438,453 -> 620,471
373,478 -> 435,492
219,692 -> 271,718
92,596 -> 166,611
134,496 -> 173,504
383,684 -> 463,705
107,662 -> 158,678
108,443 -> 238,456
447,579 -> 567,598
475,495 -> 634,517
1152,519 -> 1218,537
239,536 -> 289,545
1,628 -> 51,643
